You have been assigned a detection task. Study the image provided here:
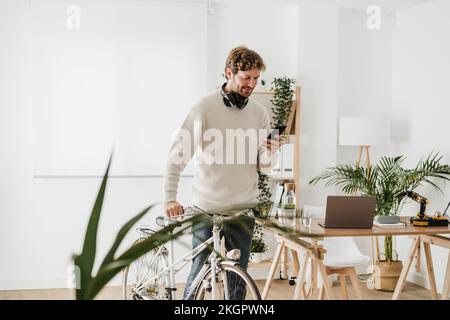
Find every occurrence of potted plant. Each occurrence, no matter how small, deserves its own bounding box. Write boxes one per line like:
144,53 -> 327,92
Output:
252,176 -> 270,263
250,224 -> 268,263
270,77 -> 296,129
309,153 -> 450,291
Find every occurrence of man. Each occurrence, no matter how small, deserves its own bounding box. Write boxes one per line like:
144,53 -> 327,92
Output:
163,46 -> 281,299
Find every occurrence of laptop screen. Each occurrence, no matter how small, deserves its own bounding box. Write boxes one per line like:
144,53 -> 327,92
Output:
322,196 -> 376,229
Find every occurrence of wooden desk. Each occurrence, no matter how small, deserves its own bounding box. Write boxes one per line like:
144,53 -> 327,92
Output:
262,217 -> 450,300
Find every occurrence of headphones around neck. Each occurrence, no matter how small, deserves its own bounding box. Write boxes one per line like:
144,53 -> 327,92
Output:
222,83 -> 249,109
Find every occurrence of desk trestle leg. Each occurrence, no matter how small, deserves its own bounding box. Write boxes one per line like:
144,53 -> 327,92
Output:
392,236 -> 420,300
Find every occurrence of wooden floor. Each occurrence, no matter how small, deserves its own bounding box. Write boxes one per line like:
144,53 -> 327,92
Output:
0,279 -> 435,300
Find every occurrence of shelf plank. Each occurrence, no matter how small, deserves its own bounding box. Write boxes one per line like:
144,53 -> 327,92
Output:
268,176 -> 295,181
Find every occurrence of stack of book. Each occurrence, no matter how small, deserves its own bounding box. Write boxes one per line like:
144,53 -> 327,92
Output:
373,221 -> 406,228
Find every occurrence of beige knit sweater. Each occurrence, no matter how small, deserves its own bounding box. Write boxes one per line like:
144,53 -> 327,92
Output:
163,90 -> 278,213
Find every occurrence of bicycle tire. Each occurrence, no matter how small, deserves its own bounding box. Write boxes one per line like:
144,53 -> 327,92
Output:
193,262 -> 261,300
122,238 -> 169,300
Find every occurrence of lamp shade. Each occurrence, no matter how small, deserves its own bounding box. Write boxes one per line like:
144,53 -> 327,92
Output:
339,117 -> 390,146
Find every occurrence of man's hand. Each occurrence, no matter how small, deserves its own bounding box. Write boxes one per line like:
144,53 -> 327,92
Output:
164,201 -> 184,217
262,135 -> 282,155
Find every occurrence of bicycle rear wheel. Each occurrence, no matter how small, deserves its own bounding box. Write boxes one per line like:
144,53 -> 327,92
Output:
193,262 -> 261,300
122,239 -> 169,300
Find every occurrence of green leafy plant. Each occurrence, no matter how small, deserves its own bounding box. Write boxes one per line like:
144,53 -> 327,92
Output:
250,224 -> 268,254
255,76 -> 296,218
309,152 -> 450,261
270,77 -> 296,128
254,173 -> 272,218
253,77 -> 296,252
73,155 -> 209,300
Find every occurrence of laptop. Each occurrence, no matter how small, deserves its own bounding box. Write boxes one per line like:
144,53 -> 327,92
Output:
319,196 -> 377,229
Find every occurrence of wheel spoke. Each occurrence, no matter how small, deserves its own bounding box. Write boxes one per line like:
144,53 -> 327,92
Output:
122,239 -> 168,300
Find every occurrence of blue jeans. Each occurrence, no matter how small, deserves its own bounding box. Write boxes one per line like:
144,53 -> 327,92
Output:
183,214 -> 255,300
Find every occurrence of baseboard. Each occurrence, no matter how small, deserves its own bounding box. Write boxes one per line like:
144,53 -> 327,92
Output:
0,276 -> 69,291
0,270 -> 437,295
0,270 -> 192,291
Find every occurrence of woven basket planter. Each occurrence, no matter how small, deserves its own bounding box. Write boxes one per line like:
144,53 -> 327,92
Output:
373,260 -> 403,292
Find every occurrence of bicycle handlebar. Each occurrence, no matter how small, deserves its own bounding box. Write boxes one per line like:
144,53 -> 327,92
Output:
156,206 -> 255,227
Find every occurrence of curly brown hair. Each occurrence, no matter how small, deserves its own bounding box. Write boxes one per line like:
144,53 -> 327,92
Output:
224,46 -> 266,79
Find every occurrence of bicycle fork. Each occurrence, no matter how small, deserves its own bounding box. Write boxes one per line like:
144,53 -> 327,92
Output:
211,223 -> 220,299
210,221 -> 229,300
165,227 -> 177,299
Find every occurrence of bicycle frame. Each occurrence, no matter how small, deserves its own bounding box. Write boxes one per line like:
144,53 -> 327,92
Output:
133,215 -> 226,300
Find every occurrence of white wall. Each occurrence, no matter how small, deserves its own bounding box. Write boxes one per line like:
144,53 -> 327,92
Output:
3,0 -> 448,294
391,0 -> 450,292
0,0 -> 301,290
337,8 -> 394,165
31,0 -> 206,177
297,1 -> 339,208
206,1 -> 298,91
336,8 -> 395,273
0,0 -> 197,290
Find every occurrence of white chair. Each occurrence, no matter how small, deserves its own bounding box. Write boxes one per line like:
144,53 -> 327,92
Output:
303,205 -> 370,300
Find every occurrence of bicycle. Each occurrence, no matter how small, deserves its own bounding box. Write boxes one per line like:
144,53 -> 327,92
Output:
122,206 -> 261,300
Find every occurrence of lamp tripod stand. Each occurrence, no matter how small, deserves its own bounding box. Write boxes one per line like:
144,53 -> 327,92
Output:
355,145 -> 380,278
356,145 -> 371,168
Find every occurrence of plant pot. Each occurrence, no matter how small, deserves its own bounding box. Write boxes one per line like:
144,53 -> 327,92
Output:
372,260 -> 403,292
250,252 -> 263,263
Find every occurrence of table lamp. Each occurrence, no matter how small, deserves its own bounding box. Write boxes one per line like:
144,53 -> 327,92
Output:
339,117 -> 391,167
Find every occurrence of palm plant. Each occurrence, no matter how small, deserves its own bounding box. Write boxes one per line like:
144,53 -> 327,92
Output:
309,152 -> 450,261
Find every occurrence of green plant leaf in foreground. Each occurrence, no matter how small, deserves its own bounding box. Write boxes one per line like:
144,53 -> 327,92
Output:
72,154 -> 217,300
73,156 -> 112,300
83,213 -> 209,300
99,204 -> 156,271
73,153 -> 327,300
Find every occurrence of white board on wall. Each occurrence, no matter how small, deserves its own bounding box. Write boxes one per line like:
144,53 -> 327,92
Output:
32,0 -> 206,176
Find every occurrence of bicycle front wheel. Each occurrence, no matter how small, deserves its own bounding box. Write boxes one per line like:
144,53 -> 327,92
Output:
193,262 -> 261,300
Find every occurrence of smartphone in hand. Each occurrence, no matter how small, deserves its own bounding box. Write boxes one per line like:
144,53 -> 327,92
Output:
267,125 -> 286,140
